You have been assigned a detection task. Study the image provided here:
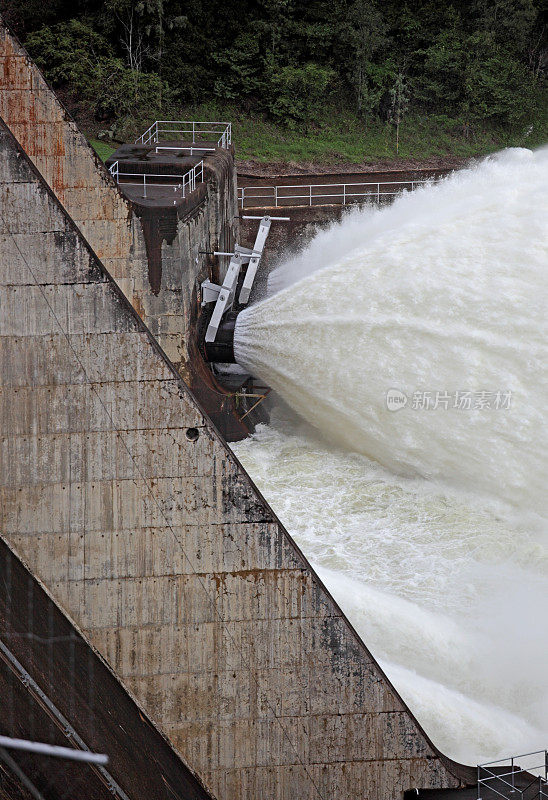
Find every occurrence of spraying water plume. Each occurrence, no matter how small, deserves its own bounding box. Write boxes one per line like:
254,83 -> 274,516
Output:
234,149 -> 548,514
231,150 -> 548,762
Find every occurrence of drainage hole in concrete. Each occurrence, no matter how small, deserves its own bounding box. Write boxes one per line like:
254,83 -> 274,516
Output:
186,427 -> 200,441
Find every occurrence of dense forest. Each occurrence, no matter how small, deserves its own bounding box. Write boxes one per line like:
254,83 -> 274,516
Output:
1,0 -> 546,162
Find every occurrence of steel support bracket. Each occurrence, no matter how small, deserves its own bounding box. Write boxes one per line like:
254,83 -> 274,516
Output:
202,215 -> 289,344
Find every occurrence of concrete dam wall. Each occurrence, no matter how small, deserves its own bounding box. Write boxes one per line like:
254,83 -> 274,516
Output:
0,536 -> 214,800
0,22 -> 237,376
0,21 -> 474,800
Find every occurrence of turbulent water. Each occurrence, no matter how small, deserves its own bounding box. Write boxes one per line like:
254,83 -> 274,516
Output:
231,148 -> 548,764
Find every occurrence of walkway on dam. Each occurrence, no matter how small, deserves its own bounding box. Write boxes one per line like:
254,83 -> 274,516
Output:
237,167 -> 452,209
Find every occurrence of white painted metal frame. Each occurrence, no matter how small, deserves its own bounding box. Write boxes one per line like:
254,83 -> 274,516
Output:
109,160 -> 204,199
155,145 -> 215,156
238,216 -> 271,304
202,215 -> 289,344
0,737 -> 108,765
0,638 -> 128,800
181,160 -> 204,196
238,179 -> 429,209
204,251 -> 246,343
136,120 -> 232,148
478,750 -> 548,800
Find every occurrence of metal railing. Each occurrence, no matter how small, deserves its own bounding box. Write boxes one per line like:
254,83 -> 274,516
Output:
136,120 -> 232,148
478,751 -> 548,800
155,145 -> 215,156
237,179 -> 429,209
181,159 -> 204,196
109,159 -> 204,199
109,159 -> 119,182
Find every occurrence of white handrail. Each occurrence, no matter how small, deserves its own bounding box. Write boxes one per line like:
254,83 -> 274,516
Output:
136,120 -> 231,147
0,736 -> 108,765
480,751 -> 548,767
108,160 -> 119,181
155,145 -> 215,155
478,750 -> 548,800
237,179 -> 431,209
181,160 -> 204,198
108,160 -> 204,199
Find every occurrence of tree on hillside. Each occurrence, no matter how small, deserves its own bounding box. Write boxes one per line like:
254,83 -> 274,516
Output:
9,0 -> 545,136
388,69 -> 409,153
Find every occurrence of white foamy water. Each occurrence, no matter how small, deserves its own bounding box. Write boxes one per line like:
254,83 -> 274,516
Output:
235,148 -> 548,513
231,149 -> 548,764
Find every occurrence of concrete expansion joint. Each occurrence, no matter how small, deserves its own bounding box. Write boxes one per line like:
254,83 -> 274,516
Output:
67,567 -> 315,582
1,279 -> 108,288
0,380 -> 196,391
211,752 -> 438,768
1,227 -> 68,235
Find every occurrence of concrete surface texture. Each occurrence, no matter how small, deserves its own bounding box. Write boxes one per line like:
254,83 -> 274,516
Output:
0,21 -> 238,373
0,537 -> 215,800
0,113 -> 471,799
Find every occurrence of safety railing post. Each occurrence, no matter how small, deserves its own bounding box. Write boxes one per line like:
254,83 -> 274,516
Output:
231,178 -> 431,210
143,174 -> 147,199
478,765 -> 481,800
192,121 -> 196,143
511,757 -> 515,792
545,750 -> 548,781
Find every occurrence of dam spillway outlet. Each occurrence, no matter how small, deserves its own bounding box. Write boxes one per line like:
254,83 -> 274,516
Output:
5,16 -> 545,799
202,310 -> 238,363
230,146 -> 548,767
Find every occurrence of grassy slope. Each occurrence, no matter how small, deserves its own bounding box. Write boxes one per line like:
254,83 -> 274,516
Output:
89,138 -> 116,161
88,100 -> 548,166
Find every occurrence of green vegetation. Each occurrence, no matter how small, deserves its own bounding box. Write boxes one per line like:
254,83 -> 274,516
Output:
159,101 -> 548,164
89,138 -> 116,162
2,0 -> 546,165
